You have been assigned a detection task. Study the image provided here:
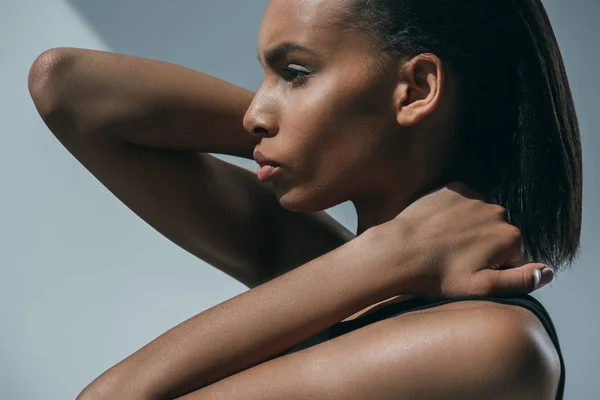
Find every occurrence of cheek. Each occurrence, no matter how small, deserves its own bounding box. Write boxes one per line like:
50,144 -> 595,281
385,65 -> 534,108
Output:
274,72 -> 395,209
276,116 -> 387,212
283,75 -> 390,159
282,104 -> 359,183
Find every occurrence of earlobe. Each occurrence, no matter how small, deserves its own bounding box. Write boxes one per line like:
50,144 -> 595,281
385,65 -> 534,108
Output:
395,54 -> 444,127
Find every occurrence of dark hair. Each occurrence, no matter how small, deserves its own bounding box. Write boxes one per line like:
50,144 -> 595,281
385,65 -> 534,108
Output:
341,0 -> 582,271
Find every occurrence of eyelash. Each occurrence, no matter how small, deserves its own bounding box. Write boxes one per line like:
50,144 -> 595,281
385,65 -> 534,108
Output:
282,68 -> 310,87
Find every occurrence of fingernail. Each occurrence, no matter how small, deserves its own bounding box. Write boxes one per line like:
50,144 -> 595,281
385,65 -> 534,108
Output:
533,269 -> 541,290
536,267 -> 554,290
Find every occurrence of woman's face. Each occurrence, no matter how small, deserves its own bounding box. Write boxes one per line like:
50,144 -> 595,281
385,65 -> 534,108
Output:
243,0 -> 437,213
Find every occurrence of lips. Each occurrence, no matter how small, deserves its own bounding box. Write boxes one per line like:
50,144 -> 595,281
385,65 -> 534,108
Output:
257,164 -> 281,181
253,149 -> 282,181
253,149 -> 280,167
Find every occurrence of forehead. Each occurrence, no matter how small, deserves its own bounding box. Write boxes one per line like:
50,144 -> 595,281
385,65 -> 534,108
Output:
259,0 -> 349,52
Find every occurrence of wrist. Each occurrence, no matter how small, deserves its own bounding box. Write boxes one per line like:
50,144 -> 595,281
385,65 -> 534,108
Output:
349,226 -> 411,299
359,220 -> 429,297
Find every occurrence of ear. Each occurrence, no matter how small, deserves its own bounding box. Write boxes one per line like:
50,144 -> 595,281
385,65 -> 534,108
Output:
393,54 -> 445,127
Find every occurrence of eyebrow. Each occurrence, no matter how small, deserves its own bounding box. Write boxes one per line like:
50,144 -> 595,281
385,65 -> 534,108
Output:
257,42 -> 317,67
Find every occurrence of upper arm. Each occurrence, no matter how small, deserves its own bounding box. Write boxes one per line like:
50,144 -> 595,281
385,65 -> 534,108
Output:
45,127 -> 353,289
31,48 -> 355,289
181,306 -> 560,400
44,129 -> 277,288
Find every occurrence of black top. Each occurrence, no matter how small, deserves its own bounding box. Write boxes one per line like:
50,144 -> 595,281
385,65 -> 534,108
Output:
282,295 -> 565,399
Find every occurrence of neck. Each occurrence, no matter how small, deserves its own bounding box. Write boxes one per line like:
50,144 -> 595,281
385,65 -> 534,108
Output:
352,189 -> 414,236
351,171 -> 448,236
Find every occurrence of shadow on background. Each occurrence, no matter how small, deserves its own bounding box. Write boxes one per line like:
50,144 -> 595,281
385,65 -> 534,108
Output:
67,0 -> 269,91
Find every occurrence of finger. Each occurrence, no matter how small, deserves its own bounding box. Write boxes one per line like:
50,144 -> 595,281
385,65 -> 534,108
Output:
478,263 -> 554,295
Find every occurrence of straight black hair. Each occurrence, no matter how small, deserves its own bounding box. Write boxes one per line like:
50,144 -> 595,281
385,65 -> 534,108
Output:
341,0 -> 582,271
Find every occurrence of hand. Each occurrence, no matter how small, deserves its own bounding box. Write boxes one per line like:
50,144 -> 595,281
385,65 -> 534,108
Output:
365,182 -> 554,299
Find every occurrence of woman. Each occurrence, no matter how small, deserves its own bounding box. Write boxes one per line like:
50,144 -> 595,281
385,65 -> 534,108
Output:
28,0 -> 580,398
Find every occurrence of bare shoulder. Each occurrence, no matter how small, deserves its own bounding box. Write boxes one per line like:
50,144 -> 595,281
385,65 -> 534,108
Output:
194,298 -> 561,399
389,299 -> 562,397
400,299 -> 561,366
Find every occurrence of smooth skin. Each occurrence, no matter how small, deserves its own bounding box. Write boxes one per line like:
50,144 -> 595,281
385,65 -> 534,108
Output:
28,0 -> 560,399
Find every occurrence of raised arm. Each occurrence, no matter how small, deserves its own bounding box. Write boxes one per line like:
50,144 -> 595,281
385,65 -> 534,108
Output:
28,48 -> 354,289
28,47 -> 259,157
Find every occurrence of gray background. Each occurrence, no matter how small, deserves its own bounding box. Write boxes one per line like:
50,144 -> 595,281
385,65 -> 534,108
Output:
1,0 -> 598,398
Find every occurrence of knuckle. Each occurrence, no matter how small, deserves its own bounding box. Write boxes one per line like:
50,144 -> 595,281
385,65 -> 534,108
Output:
490,204 -> 508,219
504,224 -> 523,245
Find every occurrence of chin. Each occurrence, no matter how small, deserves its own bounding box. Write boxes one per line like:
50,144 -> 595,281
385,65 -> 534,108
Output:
275,184 -> 343,214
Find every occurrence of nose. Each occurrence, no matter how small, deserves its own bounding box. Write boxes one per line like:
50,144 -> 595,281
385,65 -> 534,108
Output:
242,92 -> 278,139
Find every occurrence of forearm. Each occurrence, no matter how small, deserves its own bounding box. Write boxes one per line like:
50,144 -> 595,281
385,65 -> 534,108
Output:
28,47 -> 258,159
82,230 -> 398,400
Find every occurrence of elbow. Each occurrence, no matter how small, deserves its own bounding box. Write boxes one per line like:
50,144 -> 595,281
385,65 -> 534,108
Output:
28,47 -> 77,118
75,380 -> 110,400
75,378 -> 153,400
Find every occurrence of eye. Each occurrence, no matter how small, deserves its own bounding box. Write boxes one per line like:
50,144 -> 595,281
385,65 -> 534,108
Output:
282,66 -> 311,87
